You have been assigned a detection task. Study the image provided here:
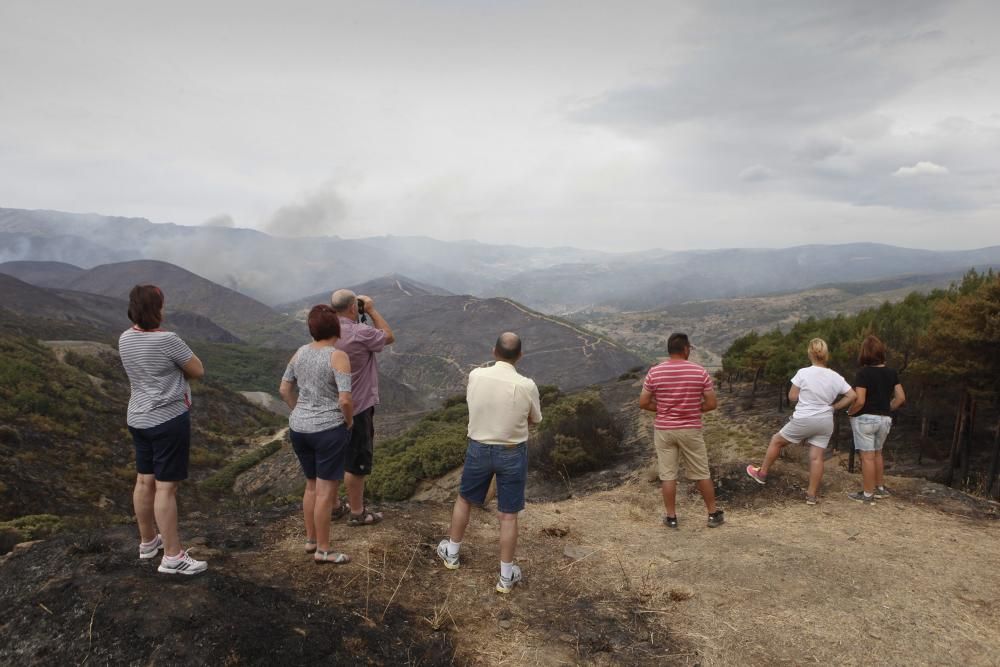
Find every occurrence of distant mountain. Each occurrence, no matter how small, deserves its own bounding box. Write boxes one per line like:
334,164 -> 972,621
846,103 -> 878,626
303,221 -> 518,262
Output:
496,243 -> 1000,313
0,208 -> 606,305
58,260 -> 301,348
4,207 -> 999,315
0,273 -> 241,344
0,261 -> 85,288
279,273 -> 454,312
578,268 -> 972,366
285,274 -> 645,400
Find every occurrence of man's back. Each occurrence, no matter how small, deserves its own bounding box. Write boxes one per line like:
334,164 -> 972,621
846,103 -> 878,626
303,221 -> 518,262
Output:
643,359 -> 713,430
467,361 -> 542,445
335,317 -> 386,413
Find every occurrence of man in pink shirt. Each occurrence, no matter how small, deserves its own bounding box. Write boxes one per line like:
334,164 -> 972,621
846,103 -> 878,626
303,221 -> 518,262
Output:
639,333 -> 724,529
331,289 -> 395,526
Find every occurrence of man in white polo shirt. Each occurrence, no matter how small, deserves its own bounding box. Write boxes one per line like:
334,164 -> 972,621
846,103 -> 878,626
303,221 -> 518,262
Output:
437,332 -> 542,594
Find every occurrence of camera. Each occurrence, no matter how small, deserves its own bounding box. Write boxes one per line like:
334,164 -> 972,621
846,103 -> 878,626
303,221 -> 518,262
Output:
357,297 -> 366,314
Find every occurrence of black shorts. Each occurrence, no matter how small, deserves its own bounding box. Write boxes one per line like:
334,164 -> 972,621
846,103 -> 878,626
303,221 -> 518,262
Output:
290,424 -> 349,481
129,411 -> 191,482
345,407 -> 375,476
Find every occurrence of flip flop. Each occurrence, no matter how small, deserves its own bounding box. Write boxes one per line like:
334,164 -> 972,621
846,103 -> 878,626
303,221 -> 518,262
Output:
304,539 -> 318,554
314,550 -> 350,564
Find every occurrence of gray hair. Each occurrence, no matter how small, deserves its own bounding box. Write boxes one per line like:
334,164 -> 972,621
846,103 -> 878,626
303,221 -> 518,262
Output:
330,289 -> 357,312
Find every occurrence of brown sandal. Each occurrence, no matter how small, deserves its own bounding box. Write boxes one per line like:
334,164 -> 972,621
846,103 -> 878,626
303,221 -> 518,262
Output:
347,509 -> 383,527
331,501 -> 351,521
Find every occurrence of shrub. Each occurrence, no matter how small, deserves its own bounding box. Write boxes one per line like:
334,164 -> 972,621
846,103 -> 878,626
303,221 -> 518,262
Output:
0,514 -> 65,540
531,391 -> 621,477
0,425 -> 20,446
201,440 -> 283,493
442,394 -> 467,409
368,417 -> 468,501
538,384 -> 562,408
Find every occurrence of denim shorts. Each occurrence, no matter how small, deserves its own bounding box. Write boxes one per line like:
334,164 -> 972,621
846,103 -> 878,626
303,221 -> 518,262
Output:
290,424 -> 349,481
130,411 -> 191,482
459,440 -> 528,514
850,414 -> 892,452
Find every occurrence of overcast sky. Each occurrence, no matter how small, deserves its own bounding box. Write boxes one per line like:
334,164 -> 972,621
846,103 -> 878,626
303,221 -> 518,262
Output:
1,1 -> 998,252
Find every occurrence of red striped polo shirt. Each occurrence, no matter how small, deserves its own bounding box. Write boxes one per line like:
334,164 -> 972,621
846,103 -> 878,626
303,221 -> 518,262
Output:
642,359 -> 714,430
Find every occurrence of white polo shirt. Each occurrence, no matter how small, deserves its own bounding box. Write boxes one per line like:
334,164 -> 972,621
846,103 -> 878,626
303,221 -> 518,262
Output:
466,361 -> 542,445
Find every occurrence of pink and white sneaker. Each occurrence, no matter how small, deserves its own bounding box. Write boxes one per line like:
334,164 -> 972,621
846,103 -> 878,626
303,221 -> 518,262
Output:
746,465 -> 767,485
157,550 -> 208,575
139,534 -> 163,560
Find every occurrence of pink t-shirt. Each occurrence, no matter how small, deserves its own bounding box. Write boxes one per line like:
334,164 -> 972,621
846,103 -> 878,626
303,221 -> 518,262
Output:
334,317 -> 387,414
643,359 -> 714,430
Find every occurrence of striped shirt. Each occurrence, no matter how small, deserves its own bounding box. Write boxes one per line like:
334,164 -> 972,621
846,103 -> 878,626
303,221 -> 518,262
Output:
119,327 -> 194,429
642,359 -> 714,430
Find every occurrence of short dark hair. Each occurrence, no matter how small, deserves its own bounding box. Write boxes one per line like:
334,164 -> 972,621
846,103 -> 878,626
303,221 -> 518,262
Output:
495,332 -> 522,361
858,334 -> 886,366
307,305 -> 341,341
667,333 -> 691,355
127,284 -> 164,330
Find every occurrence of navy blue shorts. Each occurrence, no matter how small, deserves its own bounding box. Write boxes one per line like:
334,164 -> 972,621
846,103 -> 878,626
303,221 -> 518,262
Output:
459,440 -> 528,514
129,411 -> 191,482
290,425 -> 349,481
345,407 -> 375,476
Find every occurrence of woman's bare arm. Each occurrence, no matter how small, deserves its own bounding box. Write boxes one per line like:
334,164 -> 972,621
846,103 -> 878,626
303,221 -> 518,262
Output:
849,387 -> 866,415
181,354 -> 204,380
279,380 -> 298,411
890,384 -> 906,411
332,349 -> 354,428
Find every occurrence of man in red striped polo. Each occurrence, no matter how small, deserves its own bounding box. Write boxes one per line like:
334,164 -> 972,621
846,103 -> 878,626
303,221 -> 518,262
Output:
639,333 -> 724,529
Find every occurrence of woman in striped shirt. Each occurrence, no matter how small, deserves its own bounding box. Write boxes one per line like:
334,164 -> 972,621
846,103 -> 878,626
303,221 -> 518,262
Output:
119,285 -> 207,575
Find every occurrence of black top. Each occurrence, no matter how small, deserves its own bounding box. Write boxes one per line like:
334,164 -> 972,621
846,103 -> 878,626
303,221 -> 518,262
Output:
853,366 -> 900,416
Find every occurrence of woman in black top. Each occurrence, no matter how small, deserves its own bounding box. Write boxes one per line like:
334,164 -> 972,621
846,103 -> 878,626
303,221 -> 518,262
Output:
847,335 -> 906,503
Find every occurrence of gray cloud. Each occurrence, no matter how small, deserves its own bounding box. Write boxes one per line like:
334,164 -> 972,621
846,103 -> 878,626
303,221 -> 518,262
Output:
0,1 -> 998,252
738,165 -> 776,183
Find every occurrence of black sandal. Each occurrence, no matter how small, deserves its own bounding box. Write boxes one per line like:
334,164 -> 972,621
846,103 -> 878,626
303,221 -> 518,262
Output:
347,508 -> 383,527
332,501 -> 351,521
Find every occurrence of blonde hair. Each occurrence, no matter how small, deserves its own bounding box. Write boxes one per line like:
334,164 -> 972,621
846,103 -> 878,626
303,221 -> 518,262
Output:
807,338 -> 829,364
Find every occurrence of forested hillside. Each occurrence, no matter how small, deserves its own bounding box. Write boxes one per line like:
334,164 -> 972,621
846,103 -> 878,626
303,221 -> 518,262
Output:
721,270 -> 1000,497
0,334 -> 283,525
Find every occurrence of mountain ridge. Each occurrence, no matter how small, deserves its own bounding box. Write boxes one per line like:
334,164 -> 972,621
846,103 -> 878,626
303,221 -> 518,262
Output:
7,207 -> 998,310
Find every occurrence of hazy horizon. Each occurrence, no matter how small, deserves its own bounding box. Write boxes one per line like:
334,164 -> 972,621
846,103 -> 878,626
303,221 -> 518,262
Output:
4,205 -> 1000,256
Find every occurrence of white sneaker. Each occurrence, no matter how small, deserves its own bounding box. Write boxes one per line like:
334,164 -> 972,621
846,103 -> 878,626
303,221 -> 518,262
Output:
495,564 -> 522,594
436,538 -> 460,570
139,534 -> 163,560
157,550 -> 208,575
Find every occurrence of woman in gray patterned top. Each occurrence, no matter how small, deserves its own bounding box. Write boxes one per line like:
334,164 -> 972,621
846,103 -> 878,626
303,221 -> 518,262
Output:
119,285 -> 208,575
280,305 -> 354,564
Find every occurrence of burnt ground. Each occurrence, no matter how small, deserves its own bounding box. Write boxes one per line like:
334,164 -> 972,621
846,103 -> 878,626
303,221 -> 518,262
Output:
4,378 -> 1000,666
0,508 -> 454,666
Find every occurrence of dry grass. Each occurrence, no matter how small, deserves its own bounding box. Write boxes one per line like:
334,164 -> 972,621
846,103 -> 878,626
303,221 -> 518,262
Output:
225,407 -> 1000,666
